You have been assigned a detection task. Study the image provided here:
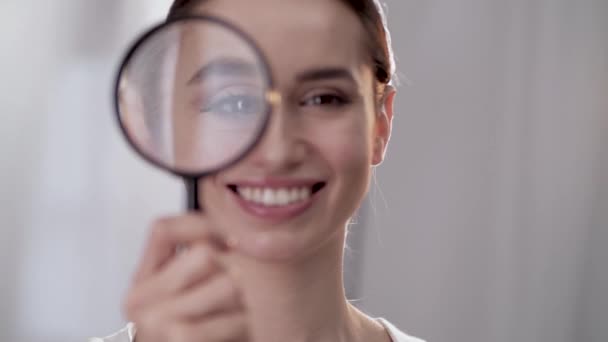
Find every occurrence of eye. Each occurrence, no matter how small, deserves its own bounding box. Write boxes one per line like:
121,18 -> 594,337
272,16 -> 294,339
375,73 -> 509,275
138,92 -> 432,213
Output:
301,94 -> 349,107
201,93 -> 265,117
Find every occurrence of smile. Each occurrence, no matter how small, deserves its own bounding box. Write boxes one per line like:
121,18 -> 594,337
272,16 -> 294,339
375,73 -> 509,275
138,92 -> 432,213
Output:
228,183 -> 325,207
226,181 -> 326,222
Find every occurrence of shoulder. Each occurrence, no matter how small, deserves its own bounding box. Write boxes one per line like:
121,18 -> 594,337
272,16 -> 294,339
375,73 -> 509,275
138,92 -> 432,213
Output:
377,318 -> 427,342
87,323 -> 135,342
91,320 -> 426,342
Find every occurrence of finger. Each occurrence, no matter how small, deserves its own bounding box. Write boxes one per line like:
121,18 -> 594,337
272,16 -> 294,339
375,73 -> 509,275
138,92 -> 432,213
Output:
167,312 -> 248,342
157,244 -> 221,293
163,273 -> 243,319
124,244 -> 220,318
133,214 -> 227,282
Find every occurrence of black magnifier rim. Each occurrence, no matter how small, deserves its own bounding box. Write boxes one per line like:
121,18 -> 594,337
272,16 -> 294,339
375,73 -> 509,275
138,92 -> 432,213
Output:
113,14 -> 274,179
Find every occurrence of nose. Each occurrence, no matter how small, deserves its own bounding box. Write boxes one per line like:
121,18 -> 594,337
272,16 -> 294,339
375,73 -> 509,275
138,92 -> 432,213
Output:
246,102 -> 309,172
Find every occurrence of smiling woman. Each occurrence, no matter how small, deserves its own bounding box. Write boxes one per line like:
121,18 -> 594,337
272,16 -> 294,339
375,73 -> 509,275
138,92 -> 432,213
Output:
91,1 -> 425,341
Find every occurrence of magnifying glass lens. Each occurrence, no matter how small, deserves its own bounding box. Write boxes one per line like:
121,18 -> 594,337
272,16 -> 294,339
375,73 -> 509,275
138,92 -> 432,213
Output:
116,17 -> 271,174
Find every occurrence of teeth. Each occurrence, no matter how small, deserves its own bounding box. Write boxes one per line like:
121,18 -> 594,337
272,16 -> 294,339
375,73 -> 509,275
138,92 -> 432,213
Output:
241,187 -> 253,201
290,188 -> 299,201
253,188 -> 263,202
299,187 -> 310,200
236,186 -> 313,207
262,189 -> 274,205
276,188 -> 289,205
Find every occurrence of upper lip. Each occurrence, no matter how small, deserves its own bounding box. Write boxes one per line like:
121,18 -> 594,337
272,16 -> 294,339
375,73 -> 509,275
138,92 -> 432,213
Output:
226,178 -> 326,188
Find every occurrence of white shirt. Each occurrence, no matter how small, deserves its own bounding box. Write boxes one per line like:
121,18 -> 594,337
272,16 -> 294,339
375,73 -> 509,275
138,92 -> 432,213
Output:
89,319 -> 426,342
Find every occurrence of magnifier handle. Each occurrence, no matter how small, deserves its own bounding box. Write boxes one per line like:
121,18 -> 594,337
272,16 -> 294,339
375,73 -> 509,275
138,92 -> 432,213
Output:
185,178 -> 201,211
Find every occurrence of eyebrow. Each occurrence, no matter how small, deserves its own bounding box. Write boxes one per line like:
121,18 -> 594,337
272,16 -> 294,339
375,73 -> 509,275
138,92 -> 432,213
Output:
187,58 -> 260,85
187,62 -> 357,87
295,67 -> 356,84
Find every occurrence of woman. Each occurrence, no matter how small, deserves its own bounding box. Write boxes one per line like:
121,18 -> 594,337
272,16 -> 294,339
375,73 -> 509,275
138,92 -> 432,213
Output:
93,0 -> 425,341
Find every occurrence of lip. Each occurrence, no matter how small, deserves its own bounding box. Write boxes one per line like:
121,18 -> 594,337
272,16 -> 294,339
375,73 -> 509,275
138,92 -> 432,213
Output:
226,178 -> 326,224
228,178 -> 324,188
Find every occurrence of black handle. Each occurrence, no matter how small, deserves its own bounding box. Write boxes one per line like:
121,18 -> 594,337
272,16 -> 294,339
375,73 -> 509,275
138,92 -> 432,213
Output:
185,178 -> 201,211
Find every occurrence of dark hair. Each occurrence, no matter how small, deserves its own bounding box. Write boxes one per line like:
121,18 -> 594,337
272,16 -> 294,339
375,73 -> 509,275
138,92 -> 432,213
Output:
167,0 -> 395,96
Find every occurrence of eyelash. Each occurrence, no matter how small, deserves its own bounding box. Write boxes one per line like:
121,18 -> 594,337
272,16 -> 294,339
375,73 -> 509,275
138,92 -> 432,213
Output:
300,93 -> 351,108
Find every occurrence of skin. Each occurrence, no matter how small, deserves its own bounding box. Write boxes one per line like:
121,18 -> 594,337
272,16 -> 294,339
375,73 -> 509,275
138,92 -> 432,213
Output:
124,0 -> 396,341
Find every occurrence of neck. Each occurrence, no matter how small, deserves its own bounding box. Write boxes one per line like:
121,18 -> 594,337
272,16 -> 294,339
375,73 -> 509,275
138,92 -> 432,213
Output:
229,229 -> 367,342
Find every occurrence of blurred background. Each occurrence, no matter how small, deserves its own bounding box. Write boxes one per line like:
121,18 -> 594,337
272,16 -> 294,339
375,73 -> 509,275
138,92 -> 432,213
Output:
1,1 -> 606,341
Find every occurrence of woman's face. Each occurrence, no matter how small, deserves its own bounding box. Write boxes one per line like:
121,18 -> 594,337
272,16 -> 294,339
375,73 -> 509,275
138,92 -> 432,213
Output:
193,0 -> 392,260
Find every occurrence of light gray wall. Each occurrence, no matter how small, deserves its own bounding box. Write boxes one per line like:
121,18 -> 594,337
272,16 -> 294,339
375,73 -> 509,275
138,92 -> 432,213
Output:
0,2 -> 179,341
354,1 -> 608,342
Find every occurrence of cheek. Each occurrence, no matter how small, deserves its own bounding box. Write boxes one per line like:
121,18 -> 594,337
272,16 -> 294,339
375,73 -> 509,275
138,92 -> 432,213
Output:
310,112 -> 374,171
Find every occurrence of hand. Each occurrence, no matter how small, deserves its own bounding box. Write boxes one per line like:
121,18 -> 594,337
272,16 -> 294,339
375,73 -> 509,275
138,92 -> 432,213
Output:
123,214 -> 248,342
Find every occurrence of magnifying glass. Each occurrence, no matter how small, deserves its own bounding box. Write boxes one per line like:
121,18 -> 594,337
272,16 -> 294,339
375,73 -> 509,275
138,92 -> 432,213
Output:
114,15 -> 276,210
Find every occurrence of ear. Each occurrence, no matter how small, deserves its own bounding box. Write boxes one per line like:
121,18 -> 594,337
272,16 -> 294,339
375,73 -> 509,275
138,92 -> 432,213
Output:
372,86 -> 396,166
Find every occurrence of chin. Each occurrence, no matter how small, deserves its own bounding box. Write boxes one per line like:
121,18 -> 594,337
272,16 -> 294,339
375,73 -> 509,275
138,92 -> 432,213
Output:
232,222 -> 346,263
202,172 -> 368,263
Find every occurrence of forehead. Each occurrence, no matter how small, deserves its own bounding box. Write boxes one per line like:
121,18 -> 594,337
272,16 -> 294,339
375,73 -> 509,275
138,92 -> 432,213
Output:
191,0 -> 370,85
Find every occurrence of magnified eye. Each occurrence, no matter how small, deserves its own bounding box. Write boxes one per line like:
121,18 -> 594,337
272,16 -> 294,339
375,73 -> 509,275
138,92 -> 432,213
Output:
202,91 -> 265,117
